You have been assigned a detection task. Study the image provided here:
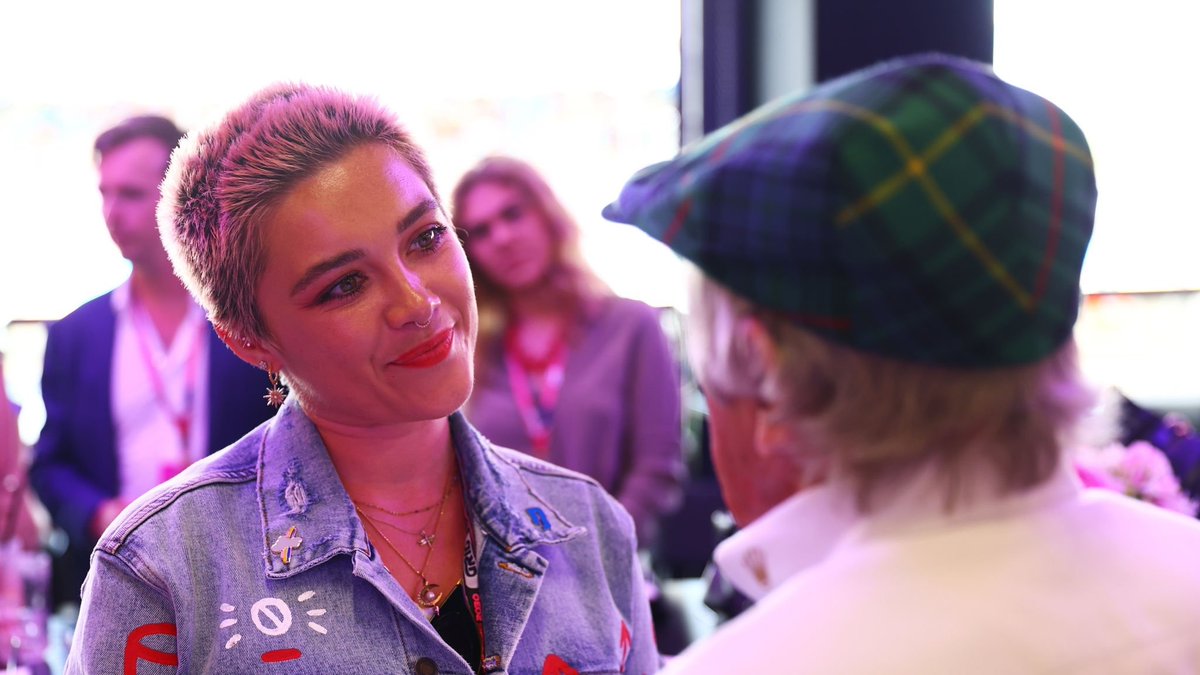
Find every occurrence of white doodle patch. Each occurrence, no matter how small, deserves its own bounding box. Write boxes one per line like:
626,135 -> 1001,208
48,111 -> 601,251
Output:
218,591 -> 329,654
251,598 -> 292,636
298,590 -> 327,634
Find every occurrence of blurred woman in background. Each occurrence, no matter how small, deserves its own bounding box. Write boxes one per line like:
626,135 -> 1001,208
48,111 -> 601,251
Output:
453,156 -> 683,547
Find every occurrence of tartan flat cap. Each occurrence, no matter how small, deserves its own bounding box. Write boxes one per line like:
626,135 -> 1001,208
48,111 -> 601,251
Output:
603,53 -> 1096,368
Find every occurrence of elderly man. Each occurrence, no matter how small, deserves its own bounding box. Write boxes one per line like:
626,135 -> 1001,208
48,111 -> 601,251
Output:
605,53 -> 1200,673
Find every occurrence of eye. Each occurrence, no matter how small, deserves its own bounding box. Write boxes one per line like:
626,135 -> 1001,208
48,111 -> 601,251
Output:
317,272 -> 366,304
499,203 -> 523,222
464,223 -> 489,243
411,224 -> 449,254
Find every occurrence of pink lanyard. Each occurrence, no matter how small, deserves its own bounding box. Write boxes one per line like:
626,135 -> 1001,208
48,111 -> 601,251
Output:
503,329 -> 567,460
129,299 -> 204,453
503,354 -> 564,460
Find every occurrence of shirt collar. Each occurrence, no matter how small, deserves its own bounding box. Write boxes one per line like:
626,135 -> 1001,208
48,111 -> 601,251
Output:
258,398 -> 583,579
111,278 -> 205,318
112,279 -> 132,311
714,460 -> 1083,601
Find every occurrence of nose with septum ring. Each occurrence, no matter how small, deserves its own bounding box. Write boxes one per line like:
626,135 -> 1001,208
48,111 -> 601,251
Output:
412,299 -> 438,328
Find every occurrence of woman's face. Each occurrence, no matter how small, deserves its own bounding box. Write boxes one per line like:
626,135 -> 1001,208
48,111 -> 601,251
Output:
250,143 -> 477,428
457,181 -> 555,294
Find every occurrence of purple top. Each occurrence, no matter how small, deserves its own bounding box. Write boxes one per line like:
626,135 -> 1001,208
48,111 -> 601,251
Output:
465,296 -> 684,546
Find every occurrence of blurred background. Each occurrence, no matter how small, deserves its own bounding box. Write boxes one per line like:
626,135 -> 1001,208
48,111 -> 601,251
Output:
2,0 -> 1199,655
4,0 -> 1200,433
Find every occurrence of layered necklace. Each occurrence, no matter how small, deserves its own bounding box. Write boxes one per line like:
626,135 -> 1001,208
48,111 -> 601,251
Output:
356,470 -> 458,617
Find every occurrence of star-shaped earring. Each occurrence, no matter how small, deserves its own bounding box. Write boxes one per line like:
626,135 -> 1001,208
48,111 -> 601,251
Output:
261,362 -> 287,408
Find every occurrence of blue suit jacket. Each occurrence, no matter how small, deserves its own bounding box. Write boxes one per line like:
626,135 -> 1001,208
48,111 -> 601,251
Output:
29,291 -> 274,600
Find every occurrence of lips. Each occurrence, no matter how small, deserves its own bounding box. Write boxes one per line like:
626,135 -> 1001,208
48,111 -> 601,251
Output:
391,329 -> 454,368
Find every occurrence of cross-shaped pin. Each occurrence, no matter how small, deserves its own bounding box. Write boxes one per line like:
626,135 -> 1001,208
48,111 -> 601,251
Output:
418,530 -> 436,547
271,526 -> 303,564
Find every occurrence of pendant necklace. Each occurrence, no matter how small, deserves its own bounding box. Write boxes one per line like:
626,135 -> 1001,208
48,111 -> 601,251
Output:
356,471 -> 457,616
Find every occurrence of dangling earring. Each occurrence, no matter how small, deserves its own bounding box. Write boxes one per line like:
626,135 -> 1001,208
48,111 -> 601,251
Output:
260,361 -> 287,408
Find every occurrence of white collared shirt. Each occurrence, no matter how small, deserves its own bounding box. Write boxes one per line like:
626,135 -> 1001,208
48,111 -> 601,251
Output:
666,461 -> 1200,674
111,281 -> 210,500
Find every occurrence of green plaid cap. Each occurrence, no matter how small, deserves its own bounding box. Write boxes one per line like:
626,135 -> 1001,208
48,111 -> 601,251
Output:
603,53 -> 1096,368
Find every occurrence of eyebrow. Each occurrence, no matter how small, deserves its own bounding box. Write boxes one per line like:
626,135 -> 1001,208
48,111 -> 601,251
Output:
290,250 -> 364,298
400,198 -> 439,234
288,198 -> 442,298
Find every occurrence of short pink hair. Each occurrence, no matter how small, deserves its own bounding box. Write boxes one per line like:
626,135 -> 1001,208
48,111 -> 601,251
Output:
158,83 -> 438,341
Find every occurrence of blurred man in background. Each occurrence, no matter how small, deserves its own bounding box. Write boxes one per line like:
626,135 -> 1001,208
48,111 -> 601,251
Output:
29,115 -> 273,608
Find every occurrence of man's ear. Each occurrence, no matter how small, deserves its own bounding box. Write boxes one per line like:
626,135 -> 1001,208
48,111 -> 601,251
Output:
736,316 -> 779,382
734,315 -> 789,458
215,324 -> 277,370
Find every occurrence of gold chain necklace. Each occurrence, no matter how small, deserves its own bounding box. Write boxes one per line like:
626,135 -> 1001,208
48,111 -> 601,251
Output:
356,472 -> 456,614
356,475 -> 457,544
356,496 -> 441,518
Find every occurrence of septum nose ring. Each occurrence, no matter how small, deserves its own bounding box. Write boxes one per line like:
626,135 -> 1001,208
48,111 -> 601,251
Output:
413,301 -> 437,328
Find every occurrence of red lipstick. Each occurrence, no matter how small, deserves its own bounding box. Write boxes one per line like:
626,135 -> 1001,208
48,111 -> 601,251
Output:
392,329 -> 453,368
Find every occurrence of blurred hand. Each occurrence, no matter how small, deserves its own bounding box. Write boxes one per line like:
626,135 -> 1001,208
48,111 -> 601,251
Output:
89,498 -> 130,539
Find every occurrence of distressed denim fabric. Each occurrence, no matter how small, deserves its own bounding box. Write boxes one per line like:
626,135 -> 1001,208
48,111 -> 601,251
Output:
65,398 -> 659,674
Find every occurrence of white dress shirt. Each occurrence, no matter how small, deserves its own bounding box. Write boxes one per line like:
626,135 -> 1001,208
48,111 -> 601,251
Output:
111,281 -> 210,501
665,460 -> 1200,674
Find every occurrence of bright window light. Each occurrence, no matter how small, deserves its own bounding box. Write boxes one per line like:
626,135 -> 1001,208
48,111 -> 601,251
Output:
0,1 -> 684,440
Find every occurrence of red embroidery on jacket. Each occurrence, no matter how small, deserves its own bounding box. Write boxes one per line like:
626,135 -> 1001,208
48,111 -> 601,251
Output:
262,648 -> 303,663
124,623 -> 179,675
619,620 -> 632,672
542,654 -> 580,675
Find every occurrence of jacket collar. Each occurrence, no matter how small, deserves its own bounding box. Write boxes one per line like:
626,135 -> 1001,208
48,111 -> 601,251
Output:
449,412 -> 586,552
715,460 -> 1083,601
258,398 -> 581,579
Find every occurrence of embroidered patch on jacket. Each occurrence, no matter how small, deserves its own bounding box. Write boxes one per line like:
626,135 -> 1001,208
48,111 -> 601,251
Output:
124,623 -> 178,675
219,591 -> 328,663
619,620 -> 632,672
526,507 -> 551,530
542,654 -> 580,675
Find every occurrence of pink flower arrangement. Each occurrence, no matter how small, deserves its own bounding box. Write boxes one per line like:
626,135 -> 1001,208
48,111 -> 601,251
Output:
1075,440 -> 1199,516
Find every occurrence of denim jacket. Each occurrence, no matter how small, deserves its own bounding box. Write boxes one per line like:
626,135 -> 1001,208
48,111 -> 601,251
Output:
65,398 -> 658,674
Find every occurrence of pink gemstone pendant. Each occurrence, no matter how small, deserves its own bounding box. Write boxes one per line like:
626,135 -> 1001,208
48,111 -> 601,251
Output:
418,582 -> 443,608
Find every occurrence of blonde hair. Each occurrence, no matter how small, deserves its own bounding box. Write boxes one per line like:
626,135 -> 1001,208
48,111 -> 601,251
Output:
450,156 -> 611,359
688,270 -> 1096,510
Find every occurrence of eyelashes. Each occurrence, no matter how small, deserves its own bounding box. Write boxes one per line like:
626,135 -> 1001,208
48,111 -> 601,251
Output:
317,272 -> 366,304
314,223 -> 451,305
412,224 -> 449,253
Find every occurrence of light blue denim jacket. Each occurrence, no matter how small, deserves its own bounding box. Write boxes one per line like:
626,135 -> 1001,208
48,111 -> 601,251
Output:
65,398 -> 658,674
